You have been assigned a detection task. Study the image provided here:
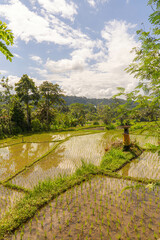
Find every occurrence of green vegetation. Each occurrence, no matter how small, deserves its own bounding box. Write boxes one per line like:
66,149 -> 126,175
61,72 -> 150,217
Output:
0,20 -> 14,62
100,145 -> 141,171
0,142 -> 143,238
0,1 -> 159,239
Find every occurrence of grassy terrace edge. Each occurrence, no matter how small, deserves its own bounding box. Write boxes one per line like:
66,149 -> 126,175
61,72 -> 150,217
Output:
1,143 -> 159,239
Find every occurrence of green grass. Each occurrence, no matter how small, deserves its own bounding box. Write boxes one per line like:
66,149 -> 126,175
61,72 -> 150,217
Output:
0,165 -> 98,238
100,144 -> 142,171
0,143 -> 149,239
100,148 -> 133,171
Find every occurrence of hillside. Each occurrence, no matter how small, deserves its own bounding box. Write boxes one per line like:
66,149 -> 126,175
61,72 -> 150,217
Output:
63,96 -> 125,106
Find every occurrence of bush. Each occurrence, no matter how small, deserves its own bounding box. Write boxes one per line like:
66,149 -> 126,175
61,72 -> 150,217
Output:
11,126 -> 22,135
105,124 -> 116,130
93,121 -> 99,125
31,119 -> 42,132
41,122 -> 49,131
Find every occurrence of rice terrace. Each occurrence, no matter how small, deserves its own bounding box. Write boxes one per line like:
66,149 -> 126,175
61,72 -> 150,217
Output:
0,125 -> 159,240
0,0 -> 160,239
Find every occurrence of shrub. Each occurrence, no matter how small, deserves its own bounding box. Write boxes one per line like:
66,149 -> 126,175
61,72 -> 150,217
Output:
105,124 -> 116,130
31,119 -> 42,132
93,121 -> 99,125
11,126 -> 22,134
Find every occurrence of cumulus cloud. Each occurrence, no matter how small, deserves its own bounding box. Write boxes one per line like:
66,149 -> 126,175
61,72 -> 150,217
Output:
6,75 -> 20,87
0,70 -> 8,75
13,53 -> 22,58
45,58 -> 86,73
45,46 -> 104,74
30,55 -> 43,64
34,19 -> 139,98
0,1 -> 139,99
100,20 -> 137,70
87,0 -> 96,7
37,0 -> 78,21
87,0 -> 109,8
0,0 -> 94,49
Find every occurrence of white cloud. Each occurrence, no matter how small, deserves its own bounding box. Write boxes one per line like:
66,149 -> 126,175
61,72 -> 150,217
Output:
6,75 -> 20,87
45,58 -> 86,73
37,0 -> 78,21
44,44 -> 105,74
13,53 -> 22,58
35,20 -> 139,98
0,0 -> 94,49
6,74 -> 42,89
87,0 -> 96,7
100,20 -> 137,70
87,0 -> 109,8
0,0 -> 139,99
0,70 -> 8,75
30,55 -> 43,64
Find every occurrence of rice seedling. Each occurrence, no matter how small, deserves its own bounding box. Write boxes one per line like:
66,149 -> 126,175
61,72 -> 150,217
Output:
0,131 -> 159,240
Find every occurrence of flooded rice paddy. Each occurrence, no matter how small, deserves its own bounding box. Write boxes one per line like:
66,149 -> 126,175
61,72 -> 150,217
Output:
130,134 -> 158,148
22,132 -> 71,142
0,130 -> 160,239
0,142 -> 55,181
10,132 -> 121,189
119,151 -> 160,179
0,130 -> 159,186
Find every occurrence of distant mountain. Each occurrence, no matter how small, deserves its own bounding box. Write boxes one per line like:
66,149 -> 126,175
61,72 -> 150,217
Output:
63,96 -> 125,106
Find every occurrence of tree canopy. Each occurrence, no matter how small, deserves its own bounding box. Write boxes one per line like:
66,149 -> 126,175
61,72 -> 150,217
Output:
15,74 -> 39,129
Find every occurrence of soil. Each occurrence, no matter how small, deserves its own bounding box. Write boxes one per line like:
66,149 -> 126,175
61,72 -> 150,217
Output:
5,176 -> 160,240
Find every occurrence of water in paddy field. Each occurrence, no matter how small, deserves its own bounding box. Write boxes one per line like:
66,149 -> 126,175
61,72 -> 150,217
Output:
23,132 -> 71,142
0,142 -> 55,181
10,132 -> 121,189
130,134 -> 158,147
119,151 -> 160,180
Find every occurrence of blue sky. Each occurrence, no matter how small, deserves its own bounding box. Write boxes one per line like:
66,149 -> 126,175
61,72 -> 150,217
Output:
0,0 -> 152,98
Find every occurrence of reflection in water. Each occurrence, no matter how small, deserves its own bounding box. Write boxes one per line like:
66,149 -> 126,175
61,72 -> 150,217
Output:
119,151 -> 160,179
24,133 -> 71,142
0,142 -> 55,181
11,132 -> 122,189
0,147 -> 9,160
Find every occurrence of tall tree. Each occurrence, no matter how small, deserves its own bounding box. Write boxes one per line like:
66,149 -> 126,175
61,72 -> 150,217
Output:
0,20 -> 14,61
39,81 -> 64,125
10,96 -> 25,132
97,104 -> 114,125
15,74 -> 39,129
0,77 -> 13,133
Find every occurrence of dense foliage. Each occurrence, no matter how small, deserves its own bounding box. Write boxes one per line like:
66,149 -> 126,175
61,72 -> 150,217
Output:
0,74 -> 133,137
0,20 -> 14,62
